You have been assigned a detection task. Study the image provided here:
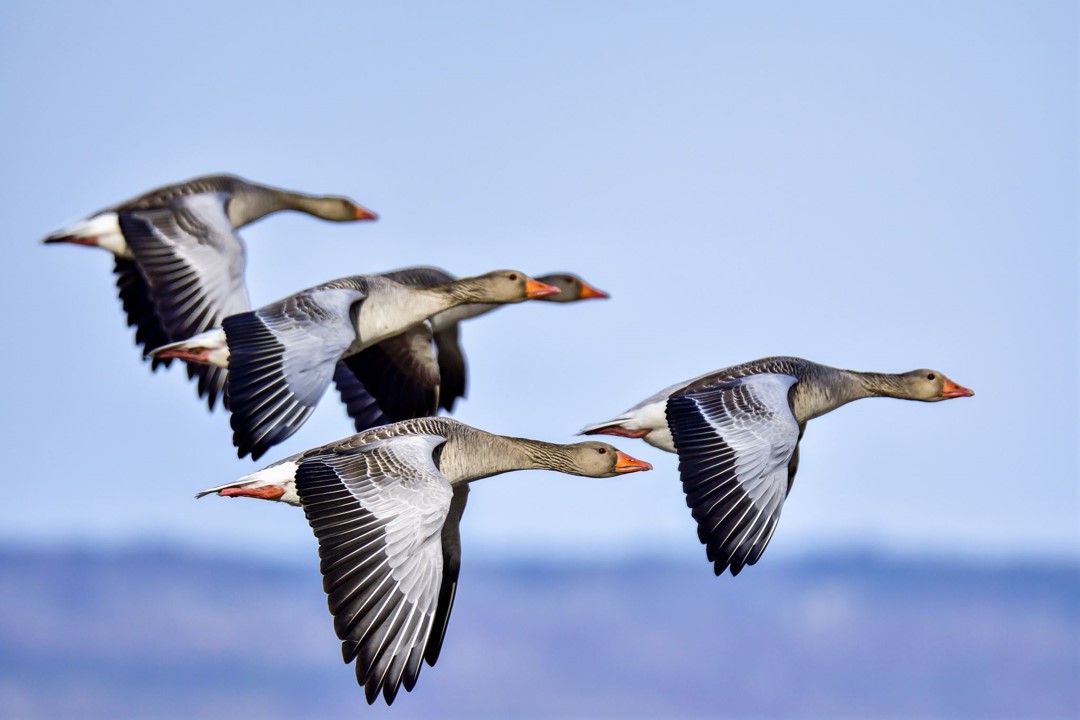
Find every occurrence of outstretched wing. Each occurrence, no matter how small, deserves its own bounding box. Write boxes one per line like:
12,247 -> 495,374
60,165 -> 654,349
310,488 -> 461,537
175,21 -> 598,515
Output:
118,193 -> 250,410
332,323 -> 440,432
224,285 -> 365,460
666,373 -> 801,576
296,433 -> 453,705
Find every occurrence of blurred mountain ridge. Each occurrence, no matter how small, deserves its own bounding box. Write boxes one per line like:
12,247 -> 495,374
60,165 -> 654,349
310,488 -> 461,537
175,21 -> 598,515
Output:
0,545 -> 1076,719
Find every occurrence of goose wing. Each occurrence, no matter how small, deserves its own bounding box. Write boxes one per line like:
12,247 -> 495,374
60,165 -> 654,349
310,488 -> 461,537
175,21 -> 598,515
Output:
332,323 -> 440,432
117,193 -> 250,410
433,325 -> 468,412
296,432 -> 454,705
113,257 -> 173,371
375,268 -> 470,411
223,284 -> 365,459
424,485 -> 467,666
666,373 -> 801,576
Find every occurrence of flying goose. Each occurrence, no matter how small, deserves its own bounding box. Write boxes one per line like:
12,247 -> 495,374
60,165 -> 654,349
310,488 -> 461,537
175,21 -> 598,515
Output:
581,356 -> 974,576
151,271 -> 560,460
42,174 -> 377,409
196,416 -> 652,705
333,267 -> 610,433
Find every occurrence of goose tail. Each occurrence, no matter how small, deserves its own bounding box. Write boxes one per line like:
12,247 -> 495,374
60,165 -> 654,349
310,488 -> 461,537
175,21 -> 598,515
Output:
197,460 -> 300,505
149,328 -> 230,367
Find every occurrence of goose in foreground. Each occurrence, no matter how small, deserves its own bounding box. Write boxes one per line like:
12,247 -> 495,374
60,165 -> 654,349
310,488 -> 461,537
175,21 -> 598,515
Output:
151,271 -> 560,460
581,356 -> 974,576
42,174 -> 377,409
196,417 -> 652,705
333,267 -> 610,432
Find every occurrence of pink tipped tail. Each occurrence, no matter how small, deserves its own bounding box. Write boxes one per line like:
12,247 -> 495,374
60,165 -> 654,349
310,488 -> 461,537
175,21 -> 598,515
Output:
151,346 -> 214,364
218,486 -> 285,501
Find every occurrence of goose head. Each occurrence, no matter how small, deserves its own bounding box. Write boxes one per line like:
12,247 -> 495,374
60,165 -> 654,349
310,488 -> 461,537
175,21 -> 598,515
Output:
311,195 -> 379,222
458,270 -> 561,304
897,370 -> 975,401
563,441 -> 652,477
534,273 -> 610,302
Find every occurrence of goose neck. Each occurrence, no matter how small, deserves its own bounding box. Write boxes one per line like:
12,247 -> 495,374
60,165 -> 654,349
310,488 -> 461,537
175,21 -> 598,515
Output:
792,366 -> 871,421
280,191 -> 342,219
439,432 -> 575,485
352,284 -> 456,348
432,277 -> 501,305
849,371 -> 911,400
229,187 -> 346,227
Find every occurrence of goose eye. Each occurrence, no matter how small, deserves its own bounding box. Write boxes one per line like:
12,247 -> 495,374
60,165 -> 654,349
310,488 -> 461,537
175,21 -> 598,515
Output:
508,273 -> 518,281
597,447 -> 607,454
927,373 -> 936,380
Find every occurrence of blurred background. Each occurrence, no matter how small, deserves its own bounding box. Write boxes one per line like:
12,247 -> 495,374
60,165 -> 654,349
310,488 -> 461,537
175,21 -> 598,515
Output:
0,1 -> 1076,717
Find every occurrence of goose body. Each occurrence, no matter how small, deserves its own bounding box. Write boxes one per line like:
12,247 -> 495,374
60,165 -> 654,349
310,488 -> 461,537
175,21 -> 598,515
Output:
332,267 -> 610,432
197,417 -> 651,705
43,174 -> 377,409
583,356 -> 974,576
152,271 -> 561,459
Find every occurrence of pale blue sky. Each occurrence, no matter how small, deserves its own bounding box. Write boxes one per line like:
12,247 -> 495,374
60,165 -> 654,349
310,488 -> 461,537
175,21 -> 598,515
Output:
0,1 -> 1075,565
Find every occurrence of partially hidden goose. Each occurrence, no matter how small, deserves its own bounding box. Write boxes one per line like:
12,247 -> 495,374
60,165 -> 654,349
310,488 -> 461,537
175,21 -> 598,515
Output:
42,174 -> 377,409
151,271 -> 561,460
581,356 -> 974,576
333,267 -> 610,433
195,417 -> 652,705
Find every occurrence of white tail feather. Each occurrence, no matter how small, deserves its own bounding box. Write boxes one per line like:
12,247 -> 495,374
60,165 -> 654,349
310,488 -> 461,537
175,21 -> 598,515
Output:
43,212 -> 131,258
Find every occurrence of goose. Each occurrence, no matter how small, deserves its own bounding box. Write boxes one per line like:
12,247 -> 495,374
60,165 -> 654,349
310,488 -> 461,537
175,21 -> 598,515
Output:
42,174 -> 377,409
581,356 -> 974,576
528,272 -> 609,302
333,268 -> 610,432
151,271 -> 560,460
195,416 -> 652,705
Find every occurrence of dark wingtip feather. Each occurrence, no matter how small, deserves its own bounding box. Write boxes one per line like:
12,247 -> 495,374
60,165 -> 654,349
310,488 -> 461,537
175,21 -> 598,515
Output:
382,678 -> 401,705
112,256 -> 173,370
402,653 -> 425,692
363,671 -> 380,705
423,580 -> 457,667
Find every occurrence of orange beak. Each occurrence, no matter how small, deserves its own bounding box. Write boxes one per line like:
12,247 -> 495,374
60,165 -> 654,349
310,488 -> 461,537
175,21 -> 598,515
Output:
613,450 -> 652,474
940,377 -> 974,399
577,280 -> 610,300
525,277 -> 561,299
353,204 -> 378,221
